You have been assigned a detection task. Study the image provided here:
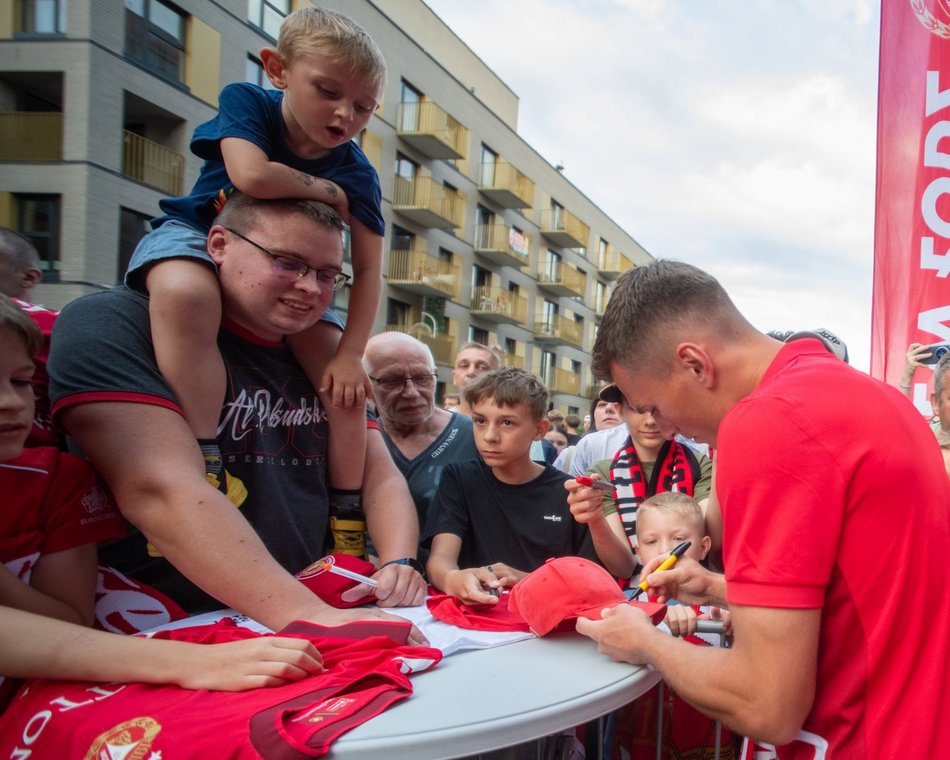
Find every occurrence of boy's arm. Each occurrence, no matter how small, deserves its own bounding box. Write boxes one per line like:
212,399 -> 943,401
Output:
320,218 -> 383,407
220,137 -> 348,213
565,476 -> 635,579
0,543 -> 97,626
426,533 -> 496,603
0,605 -> 324,691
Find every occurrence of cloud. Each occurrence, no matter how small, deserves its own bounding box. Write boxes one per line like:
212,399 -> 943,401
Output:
424,0 -> 880,370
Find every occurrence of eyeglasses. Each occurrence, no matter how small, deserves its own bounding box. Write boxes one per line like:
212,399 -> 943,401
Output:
369,372 -> 438,392
225,228 -> 351,291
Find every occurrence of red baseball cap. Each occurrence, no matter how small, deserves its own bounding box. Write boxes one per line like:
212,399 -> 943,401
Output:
508,556 -> 666,636
295,553 -> 377,608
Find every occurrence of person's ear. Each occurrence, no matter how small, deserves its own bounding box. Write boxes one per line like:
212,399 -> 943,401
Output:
534,418 -> 550,440
260,47 -> 289,90
675,343 -> 716,389
20,266 -> 42,291
207,225 -> 228,266
699,535 -> 712,560
931,392 -> 940,418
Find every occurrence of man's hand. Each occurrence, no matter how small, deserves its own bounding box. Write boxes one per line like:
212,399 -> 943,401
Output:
340,561 -> 426,608
308,606 -> 429,647
641,555 -> 725,607
575,604 -> 659,665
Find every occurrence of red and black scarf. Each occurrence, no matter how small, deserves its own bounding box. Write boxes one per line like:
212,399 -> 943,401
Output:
609,437 -> 700,547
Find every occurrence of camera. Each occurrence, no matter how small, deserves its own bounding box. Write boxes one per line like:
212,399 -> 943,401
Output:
921,342 -> 950,365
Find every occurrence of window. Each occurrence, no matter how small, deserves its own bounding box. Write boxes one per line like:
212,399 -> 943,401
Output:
118,207 -> 151,282
399,80 -> 423,131
247,0 -> 288,39
595,280 -> 608,313
542,298 -> 558,323
504,337 -> 517,356
125,0 -> 186,84
471,264 -> 490,292
469,326 -> 489,345
245,55 -> 278,90
475,204 -> 494,248
539,350 -> 556,386
550,198 -> 564,229
391,225 -> 414,252
17,0 -> 67,34
16,194 -> 60,281
480,144 -> 497,187
545,249 -> 561,279
386,298 -> 412,329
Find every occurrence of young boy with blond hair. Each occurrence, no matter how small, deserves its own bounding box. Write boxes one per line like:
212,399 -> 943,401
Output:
0,295 -> 322,694
124,7 -> 386,503
424,367 -> 626,604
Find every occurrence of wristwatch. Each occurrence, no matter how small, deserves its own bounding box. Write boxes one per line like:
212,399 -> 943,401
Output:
381,557 -> 425,576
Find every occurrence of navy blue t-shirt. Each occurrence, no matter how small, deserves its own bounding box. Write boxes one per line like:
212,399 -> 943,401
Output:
158,82 -> 384,236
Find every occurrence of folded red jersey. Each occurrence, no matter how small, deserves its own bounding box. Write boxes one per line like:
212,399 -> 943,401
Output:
426,592 -> 533,632
508,556 -> 667,636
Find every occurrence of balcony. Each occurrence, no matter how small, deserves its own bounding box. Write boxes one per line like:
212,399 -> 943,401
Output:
384,324 -> 456,366
537,262 -> 586,298
393,176 -> 466,230
478,160 -> 534,209
598,245 -> 635,280
122,130 -> 184,196
396,101 -> 468,160
473,223 -> 531,269
387,245 -> 460,299
501,351 -> 525,370
0,112 -> 63,161
533,313 -> 584,348
539,367 -> 581,396
540,208 -> 590,249
470,286 -> 528,326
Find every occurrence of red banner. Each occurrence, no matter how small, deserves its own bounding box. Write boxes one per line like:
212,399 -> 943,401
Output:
872,0 -> 950,409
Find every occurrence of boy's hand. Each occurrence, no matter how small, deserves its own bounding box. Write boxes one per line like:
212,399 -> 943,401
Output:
663,604 -> 698,638
443,567 -> 514,605
565,477 -> 607,525
175,636 -> 324,691
320,353 -> 372,409
700,606 -> 733,638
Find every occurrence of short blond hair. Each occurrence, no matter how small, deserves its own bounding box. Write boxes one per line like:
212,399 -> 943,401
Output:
277,7 -> 387,93
636,492 -> 705,536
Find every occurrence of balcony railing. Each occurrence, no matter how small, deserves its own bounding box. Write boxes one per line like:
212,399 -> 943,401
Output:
473,223 -> 531,269
478,160 -> 534,209
122,130 -> 184,196
540,207 -> 590,249
598,245 -> 635,280
501,351 -> 525,370
393,176 -> 466,230
532,313 -> 584,347
387,245 -> 460,299
0,112 -> 63,161
539,366 -> 581,395
470,286 -> 528,325
396,100 -> 468,160
536,262 -> 586,298
384,324 -> 456,366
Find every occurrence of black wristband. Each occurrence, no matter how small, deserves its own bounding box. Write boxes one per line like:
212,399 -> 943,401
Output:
381,557 -> 425,576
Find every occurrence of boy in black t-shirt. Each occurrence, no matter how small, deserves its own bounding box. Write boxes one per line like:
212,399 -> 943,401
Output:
425,368 -> 613,605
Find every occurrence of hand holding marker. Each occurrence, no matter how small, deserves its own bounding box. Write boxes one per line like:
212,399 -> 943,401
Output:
629,540 -> 691,600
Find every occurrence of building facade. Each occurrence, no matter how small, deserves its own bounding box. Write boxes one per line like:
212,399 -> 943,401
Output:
0,0 -> 651,412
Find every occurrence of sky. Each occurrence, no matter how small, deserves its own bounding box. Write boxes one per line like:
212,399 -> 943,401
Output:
423,0 -> 881,372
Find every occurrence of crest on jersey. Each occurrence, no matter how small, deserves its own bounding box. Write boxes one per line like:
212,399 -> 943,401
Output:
83,716 -> 161,760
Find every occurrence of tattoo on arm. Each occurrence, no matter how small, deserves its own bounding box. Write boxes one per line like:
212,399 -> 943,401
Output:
291,169 -> 315,187
323,182 -> 338,198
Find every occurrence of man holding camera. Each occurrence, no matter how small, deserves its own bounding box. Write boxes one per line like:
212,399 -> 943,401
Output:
900,342 -> 950,432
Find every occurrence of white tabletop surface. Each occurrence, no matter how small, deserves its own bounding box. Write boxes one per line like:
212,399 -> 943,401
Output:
326,630 -> 661,760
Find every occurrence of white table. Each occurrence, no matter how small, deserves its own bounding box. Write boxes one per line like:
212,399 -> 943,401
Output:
326,630 -> 661,760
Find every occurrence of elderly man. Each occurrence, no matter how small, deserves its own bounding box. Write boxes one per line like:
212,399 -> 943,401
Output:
576,260 -> 949,758
365,332 -> 478,534
48,194 -> 427,636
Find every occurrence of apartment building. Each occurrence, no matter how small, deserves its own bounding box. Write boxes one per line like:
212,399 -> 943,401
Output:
0,0 -> 651,413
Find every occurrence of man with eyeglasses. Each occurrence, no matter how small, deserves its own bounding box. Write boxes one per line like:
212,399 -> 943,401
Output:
47,194 -> 428,639
364,333 -> 478,553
